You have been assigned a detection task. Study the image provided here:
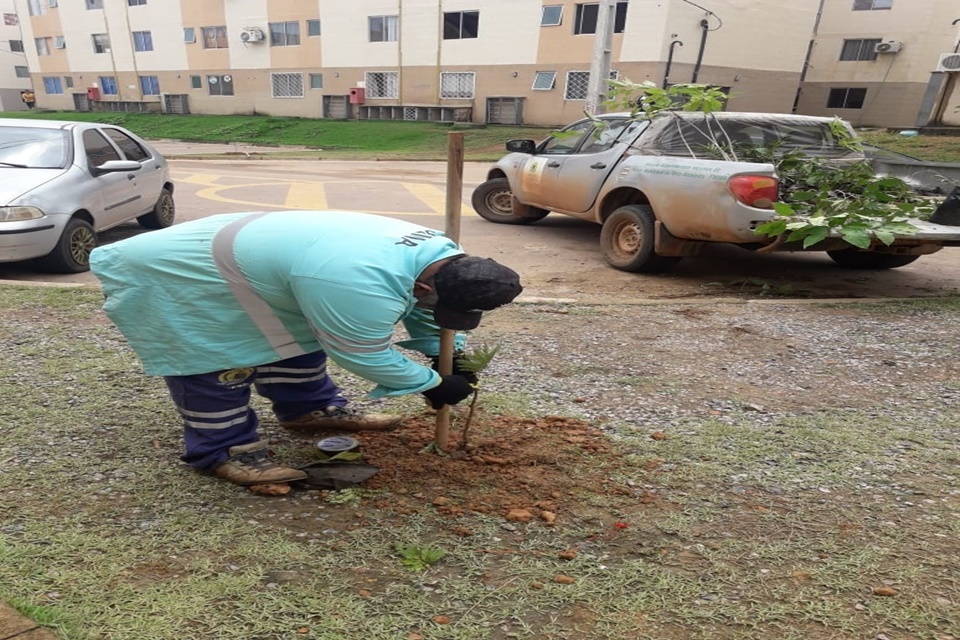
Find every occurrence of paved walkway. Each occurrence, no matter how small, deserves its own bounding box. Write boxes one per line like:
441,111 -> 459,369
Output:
0,603 -> 57,640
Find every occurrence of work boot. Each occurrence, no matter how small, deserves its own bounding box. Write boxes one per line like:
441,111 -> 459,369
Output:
212,440 -> 308,486
280,406 -> 402,432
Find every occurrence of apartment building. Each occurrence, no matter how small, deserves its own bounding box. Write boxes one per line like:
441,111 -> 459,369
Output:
0,0 -> 32,111
798,0 -> 960,128
10,0 -> 960,128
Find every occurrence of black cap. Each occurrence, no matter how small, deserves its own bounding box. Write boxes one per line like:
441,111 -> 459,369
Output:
432,256 -> 523,330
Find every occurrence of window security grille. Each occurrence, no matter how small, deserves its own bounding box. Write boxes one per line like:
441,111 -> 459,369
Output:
271,73 -> 304,98
365,72 -> 398,98
440,72 -> 475,99
565,71 -> 590,100
404,107 -> 418,121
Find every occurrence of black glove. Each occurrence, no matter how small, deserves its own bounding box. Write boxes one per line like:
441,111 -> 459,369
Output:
430,352 -> 479,385
422,375 -> 475,409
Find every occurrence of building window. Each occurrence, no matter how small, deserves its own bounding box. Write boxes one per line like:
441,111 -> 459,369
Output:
541,5 -> 563,26
190,75 -> 202,89
54,36 -> 65,49
86,0 -> 103,9
9,39 -> 23,52
564,70 -> 590,100
269,21 -> 300,46
15,66 -> 29,78
533,71 -> 557,90
139,75 -> 160,95
574,2 -> 628,35
309,73 -> 323,89
827,87 -> 867,109
840,38 -> 881,61
4,12 -> 19,24
64,75 -> 73,88
27,0 -> 45,16
92,33 -> 110,54
365,71 -> 399,98
369,15 -> 399,42
49,0 -> 58,7
128,0 -> 147,5
271,72 -> 304,98
99,76 -> 118,95
35,37 -> 51,56
202,26 -> 228,49
208,74 -> 233,96
307,19 -> 321,37
183,28 -> 196,44
443,11 -> 479,39
43,76 -> 63,94
132,31 -> 153,52
440,72 -> 475,99
853,0 -> 892,9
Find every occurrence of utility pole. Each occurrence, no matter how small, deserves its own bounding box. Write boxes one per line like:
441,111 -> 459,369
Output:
585,0 -> 616,115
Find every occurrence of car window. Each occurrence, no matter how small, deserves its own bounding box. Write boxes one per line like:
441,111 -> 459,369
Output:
0,127 -> 70,169
578,118 -> 633,154
540,120 -> 596,155
102,128 -> 150,162
83,129 -> 121,170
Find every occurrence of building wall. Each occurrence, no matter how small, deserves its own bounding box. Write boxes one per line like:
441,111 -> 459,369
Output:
0,0 -> 31,110
798,0 -> 960,127
11,0 -> 960,128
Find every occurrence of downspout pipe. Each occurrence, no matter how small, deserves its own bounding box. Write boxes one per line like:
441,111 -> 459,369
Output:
663,39 -> 683,88
691,18 -> 709,83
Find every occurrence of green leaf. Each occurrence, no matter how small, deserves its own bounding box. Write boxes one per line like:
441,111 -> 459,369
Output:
873,230 -> 896,246
802,226 -> 830,248
840,229 -> 872,249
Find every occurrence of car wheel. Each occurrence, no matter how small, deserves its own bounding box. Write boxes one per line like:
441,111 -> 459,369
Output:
471,178 -> 548,225
137,188 -> 176,229
826,250 -> 920,270
600,205 -> 681,273
34,217 -> 96,274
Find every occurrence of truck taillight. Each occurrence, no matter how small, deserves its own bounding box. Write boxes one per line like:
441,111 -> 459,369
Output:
728,175 -> 778,209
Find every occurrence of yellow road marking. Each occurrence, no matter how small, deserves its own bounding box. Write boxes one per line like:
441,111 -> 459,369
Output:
284,182 -> 329,210
402,183 -> 446,214
174,173 -> 223,186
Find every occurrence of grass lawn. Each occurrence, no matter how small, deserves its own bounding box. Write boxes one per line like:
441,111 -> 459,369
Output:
3,109 -> 957,163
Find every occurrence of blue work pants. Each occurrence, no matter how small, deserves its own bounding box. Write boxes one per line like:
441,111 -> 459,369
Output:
163,351 -> 345,471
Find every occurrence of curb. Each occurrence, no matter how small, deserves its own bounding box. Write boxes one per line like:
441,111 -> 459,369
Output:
0,603 -> 58,640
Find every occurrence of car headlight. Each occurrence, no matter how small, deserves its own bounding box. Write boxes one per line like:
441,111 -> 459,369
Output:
0,206 -> 44,222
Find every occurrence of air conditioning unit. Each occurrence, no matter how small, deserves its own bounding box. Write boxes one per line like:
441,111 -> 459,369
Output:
936,52 -> 960,72
239,28 -> 265,43
874,40 -> 903,54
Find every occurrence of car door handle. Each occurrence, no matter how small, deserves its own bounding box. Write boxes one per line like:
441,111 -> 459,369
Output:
546,161 -> 561,168
590,163 -> 607,169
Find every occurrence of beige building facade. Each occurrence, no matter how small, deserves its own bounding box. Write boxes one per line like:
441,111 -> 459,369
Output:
0,0 -> 32,111
9,0 -> 960,128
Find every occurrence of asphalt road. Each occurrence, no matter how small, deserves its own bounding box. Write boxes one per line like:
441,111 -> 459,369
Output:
3,157 -> 960,302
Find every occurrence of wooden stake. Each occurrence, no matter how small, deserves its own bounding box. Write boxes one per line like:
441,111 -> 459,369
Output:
435,131 -> 465,451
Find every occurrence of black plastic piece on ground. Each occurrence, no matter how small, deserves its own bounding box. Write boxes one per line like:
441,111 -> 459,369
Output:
293,461 -> 380,490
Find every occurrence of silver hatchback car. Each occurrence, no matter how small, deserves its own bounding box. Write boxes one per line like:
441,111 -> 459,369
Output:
0,118 -> 174,273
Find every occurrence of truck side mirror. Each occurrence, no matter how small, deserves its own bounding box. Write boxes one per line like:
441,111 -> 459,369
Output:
505,139 -> 537,154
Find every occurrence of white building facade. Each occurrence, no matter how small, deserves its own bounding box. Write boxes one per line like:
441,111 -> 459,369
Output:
10,0 -> 960,128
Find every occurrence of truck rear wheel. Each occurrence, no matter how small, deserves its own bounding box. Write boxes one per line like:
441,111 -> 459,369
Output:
826,250 -> 920,270
600,205 -> 681,273
471,178 -> 549,225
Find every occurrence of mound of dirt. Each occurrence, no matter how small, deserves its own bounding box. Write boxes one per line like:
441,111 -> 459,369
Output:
286,410 -> 647,525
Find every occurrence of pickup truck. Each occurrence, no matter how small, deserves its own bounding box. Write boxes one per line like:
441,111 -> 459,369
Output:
472,111 -> 960,271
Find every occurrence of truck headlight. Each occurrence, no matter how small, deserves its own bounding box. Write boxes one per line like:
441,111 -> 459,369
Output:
0,207 -> 44,222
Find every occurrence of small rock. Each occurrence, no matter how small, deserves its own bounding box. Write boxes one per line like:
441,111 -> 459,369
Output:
539,510 -> 557,524
432,496 -> 449,506
650,431 -> 668,441
873,586 -> 898,597
358,589 -> 372,597
553,574 -> 575,584
530,582 -> 543,590
432,615 -> 450,625
248,483 -> 291,496
505,508 -> 533,522
558,549 -> 577,560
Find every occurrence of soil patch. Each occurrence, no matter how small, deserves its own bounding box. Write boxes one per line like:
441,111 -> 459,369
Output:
282,410 -> 645,525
